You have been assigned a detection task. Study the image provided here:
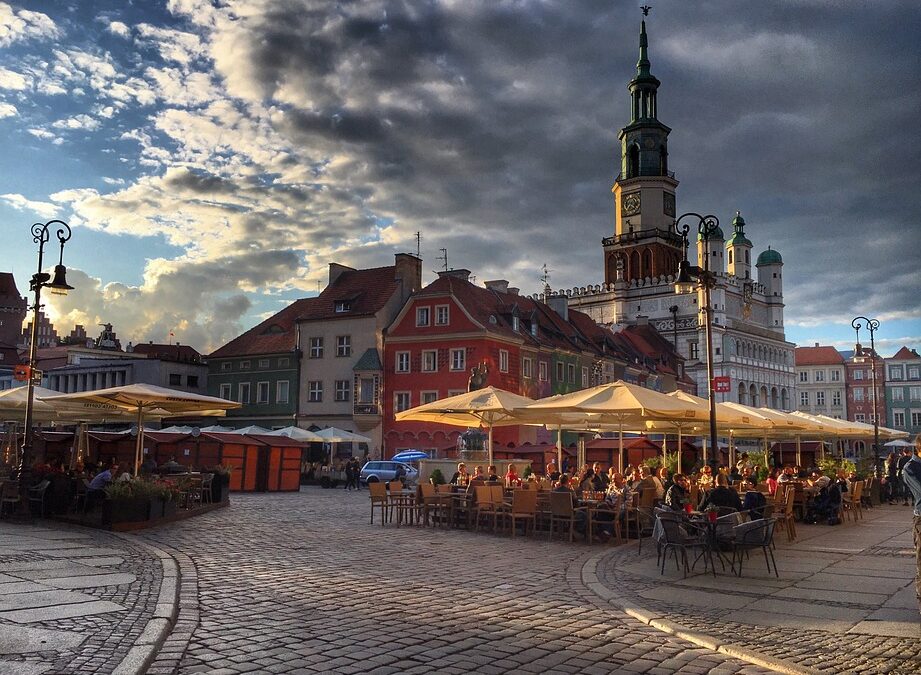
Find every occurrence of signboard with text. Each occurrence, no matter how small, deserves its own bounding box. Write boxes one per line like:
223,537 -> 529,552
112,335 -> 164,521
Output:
712,376 -> 731,393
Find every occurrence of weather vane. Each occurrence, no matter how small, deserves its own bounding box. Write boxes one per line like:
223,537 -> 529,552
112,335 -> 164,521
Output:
641,5 -> 651,16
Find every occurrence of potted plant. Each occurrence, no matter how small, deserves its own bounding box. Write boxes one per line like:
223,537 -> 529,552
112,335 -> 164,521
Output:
429,468 -> 446,486
103,480 -> 152,524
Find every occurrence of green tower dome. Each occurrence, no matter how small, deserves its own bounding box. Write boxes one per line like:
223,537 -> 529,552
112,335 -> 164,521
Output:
697,225 -> 724,241
726,210 -> 753,248
756,247 -> 783,265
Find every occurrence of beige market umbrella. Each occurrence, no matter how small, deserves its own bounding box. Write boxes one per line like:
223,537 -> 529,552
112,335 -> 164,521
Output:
264,426 -> 324,442
515,381 -> 697,472
396,386 -> 536,465
41,384 -> 240,474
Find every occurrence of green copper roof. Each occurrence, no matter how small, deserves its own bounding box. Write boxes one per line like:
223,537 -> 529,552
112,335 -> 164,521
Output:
756,247 -> 783,265
637,20 -> 651,77
698,225 -> 724,241
726,211 -> 752,247
353,348 -> 382,371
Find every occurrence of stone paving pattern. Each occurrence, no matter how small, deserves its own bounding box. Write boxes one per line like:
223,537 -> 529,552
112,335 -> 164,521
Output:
0,524 -> 162,674
139,489 -> 770,674
596,505 -> 921,674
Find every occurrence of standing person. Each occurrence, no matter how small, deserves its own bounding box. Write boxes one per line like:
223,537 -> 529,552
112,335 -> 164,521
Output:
344,458 -> 355,490
885,453 -> 899,504
898,448 -> 913,505
900,437 -> 921,617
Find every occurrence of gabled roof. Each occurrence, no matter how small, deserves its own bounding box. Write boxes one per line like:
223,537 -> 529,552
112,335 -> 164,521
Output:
298,265 -> 400,322
0,273 -> 24,301
132,343 -> 203,363
891,346 -> 920,360
353,348 -> 382,371
795,346 -> 845,366
209,298 -> 317,359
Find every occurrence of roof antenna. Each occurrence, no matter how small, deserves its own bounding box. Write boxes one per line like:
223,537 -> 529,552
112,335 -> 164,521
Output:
540,263 -> 552,303
436,248 -> 448,272
415,231 -> 421,258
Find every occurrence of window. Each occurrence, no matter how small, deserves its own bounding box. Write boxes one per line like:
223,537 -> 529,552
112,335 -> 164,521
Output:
416,307 -> 430,327
799,391 -> 809,406
512,316 -> 519,332
335,379 -> 350,402
567,363 -> 576,384
910,367 -> 920,380
814,370 -> 824,382
854,388 -> 864,402
912,411 -> 921,427
276,380 -> 289,404
256,381 -> 270,404
855,413 -> 865,422
336,335 -> 351,357
221,362 -> 232,371
893,388 -> 904,402
219,383 -> 231,400
853,369 -> 863,380
499,350 -> 509,373
308,381 -> 323,402
450,348 -> 465,371
422,350 -> 437,372
688,341 -> 699,360
435,305 -> 449,325
581,366 -> 589,388
890,366 -> 904,381
893,411 -> 905,427
169,373 -> 181,386
238,382 -> 251,404
910,387 -> 921,401
240,360 -> 251,370
334,300 -> 351,313
258,358 -> 270,369
396,351 -> 410,373
187,375 -> 199,388
309,337 -> 323,358
832,391 -> 841,406
421,391 -> 439,404
539,361 -> 548,382
394,392 -> 411,413
556,362 -> 564,382
798,371 -> 808,383
816,391 -> 825,406
830,369 -> 840,382
278,357 -> 290,367
522,357 -> 533,379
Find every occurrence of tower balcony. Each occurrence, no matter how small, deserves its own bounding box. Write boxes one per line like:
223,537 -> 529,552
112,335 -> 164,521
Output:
603,228 -> 683,248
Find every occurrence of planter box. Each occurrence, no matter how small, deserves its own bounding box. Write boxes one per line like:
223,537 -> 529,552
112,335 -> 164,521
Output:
212,475 -> 230,503
102,497 -> 152,525
163,499 -> 178,518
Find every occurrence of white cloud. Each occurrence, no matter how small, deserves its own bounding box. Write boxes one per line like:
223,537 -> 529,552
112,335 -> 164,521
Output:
102,177 -> 125,185
0,192 -> 58,218
0,4 -> 60,48
0,66 -> 29,90
0,101 -> 15,117
27,127 -> 58,141
136,23 -> 204,65
107,21 -> 130,38
51,114 -> 100,131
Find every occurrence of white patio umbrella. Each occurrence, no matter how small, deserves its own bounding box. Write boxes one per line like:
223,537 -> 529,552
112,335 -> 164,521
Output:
884,438 -> 914,448
313,427 -> 373,464
223,425 -> 271,435
263,426 -> 324,442
40,384 -> 240,474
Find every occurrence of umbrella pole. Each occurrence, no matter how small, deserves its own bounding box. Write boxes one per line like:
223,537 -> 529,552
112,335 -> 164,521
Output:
488,424 -> 493,467
557,426 -> 563,474
729,431 -> 735,471
618,424 -> 624,474
763,436 -> 769,468
134,406 -> 144,475
796,435 -> 802,468
677,428 -> 682,475
702,436 -> 707,467
578,433 -> 585,470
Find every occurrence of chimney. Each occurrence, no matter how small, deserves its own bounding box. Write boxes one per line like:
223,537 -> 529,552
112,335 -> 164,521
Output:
636,315 -> 649,326
484,279 -> 509,293
437,269 -> 471,282
547,295 -> 568,321
814,342 -> 819,348
394,253 -> 422,293
507,287 -> 519,295
328,262 -> 355,288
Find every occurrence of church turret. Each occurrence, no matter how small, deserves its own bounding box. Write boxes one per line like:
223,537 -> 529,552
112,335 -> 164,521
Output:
726,211 -> 753,279
697,223 -> 725,275
606,8 -> 681,286
757,246 -> 784,328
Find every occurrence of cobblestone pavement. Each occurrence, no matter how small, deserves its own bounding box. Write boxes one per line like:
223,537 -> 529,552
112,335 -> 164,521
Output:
139,488 -> 771,675
595,504 -> 921,675
0,522 -> 163,674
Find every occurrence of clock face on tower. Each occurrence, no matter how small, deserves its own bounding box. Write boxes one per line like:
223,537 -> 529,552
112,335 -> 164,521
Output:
663,192 -> 676,217
622,192 -> 641,217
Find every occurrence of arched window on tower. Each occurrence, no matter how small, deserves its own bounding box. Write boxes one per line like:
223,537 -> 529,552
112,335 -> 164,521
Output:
745,250 -> 750,264
659,147 -> 668,175
630,250 -> 641,281
749,383 -> 758,407
728,249 -> 733,264
627,144 -> 639,178
738,382 -> 747,405
642,249 -> 653,278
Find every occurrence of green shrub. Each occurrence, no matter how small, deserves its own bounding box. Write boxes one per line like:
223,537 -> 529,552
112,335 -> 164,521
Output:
522,465 -> 533,480
429,468 -> 446,485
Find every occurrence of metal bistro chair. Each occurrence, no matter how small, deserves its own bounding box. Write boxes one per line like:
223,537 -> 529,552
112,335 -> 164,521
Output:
0,480 -> 21,519
731,518 -> 778,577
200,473 -> 214,505
658,514 -> 709,578
27,479 -> 51,518
634,488 -> 658,554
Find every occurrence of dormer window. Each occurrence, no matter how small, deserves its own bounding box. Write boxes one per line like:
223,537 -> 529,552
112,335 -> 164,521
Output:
512,316 -> 519,332
335,301 -> 351,313
530,321 -> 538,337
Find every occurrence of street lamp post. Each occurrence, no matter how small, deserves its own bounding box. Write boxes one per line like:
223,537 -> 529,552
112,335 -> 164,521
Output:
851,316 -> 880,477
673,212 -> 721,473
18,220 -> 74,509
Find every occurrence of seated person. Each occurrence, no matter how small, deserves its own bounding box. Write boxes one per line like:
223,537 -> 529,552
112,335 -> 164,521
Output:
577,466 -> 596,493
594,473 -> 633,537
504,464 -> 521,487
592,463 -> 608,491
664,474 -> 690,511
552,474 -> 586,530
742,488 -> 767,519
87,461 -> 118,508
449,462 -> 469,485
546,462 -> 561,482
484,465 -> 500,482
777,465 -> 797,483
470,465 -> 486,482
700,473 -> 743,511
697,465 -> 714,491
632,466 -> 660,497
808,469 -> 831,491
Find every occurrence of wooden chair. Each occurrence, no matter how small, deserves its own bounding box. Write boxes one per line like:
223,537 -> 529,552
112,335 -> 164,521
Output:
781,485 -> 796,541
548,491 -> 587,542
200,473 -> 214,504
369,481 -> 389,525
507,489 -> 538,537
634,488 -> 658,554
860,477 -> 875,510
419,483 -> 450,527
689,481 -> 700,509
473,486 -> 501,532
587,499 -> 622,545
845,480 -> 864,521
388,480 -> 415,526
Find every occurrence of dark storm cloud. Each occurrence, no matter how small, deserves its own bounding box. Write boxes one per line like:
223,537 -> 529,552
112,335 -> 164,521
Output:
139,0 -> 921,339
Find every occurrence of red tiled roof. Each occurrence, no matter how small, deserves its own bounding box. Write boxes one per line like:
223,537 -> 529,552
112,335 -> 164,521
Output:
891,346 -> 919,360
132,343 -> 203,363
297,265 -> 401,322
209,298 -> 317,359
794,346 -> 845,366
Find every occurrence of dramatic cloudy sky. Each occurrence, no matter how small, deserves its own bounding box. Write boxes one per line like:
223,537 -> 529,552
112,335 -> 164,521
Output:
1,0 -> 919,355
